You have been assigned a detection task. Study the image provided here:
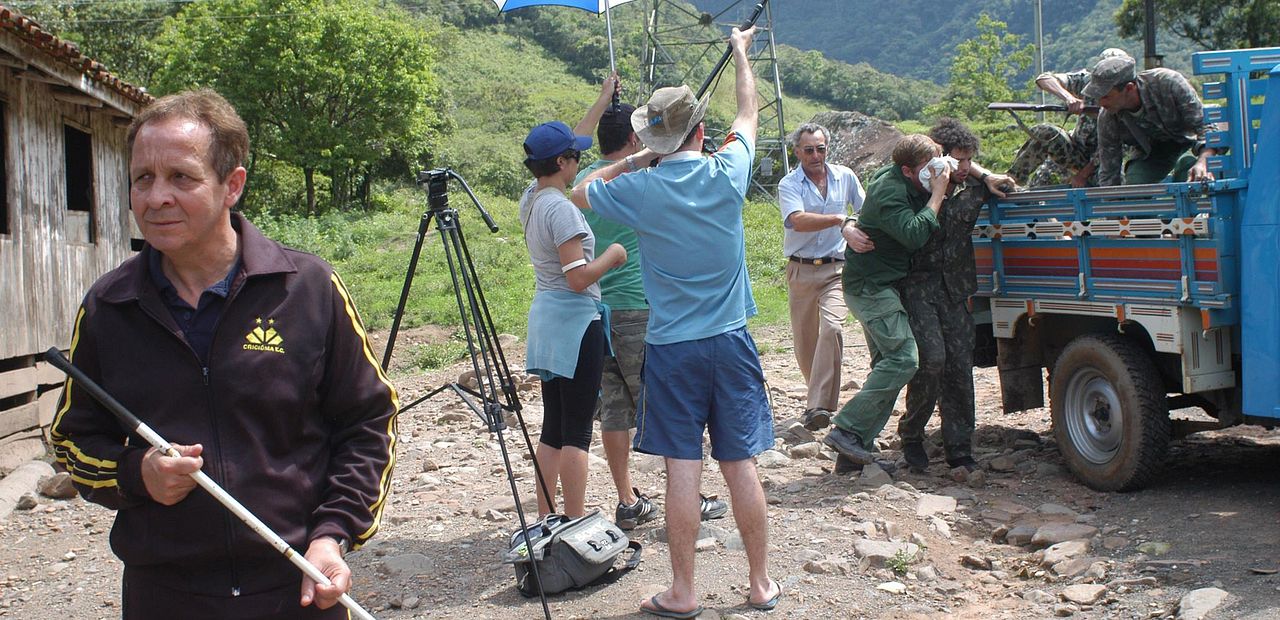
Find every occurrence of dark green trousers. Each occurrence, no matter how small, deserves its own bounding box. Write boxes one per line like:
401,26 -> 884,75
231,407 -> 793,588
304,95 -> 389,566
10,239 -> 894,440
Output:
833,286 -> 918,449
1123,141 -> 1198,184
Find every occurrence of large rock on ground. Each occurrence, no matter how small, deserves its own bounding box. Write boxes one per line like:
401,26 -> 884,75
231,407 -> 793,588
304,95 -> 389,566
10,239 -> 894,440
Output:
854,539 -> 919,567
811,111 -> 903,178
1041,540 -> 1090,566
1060,584 -> 1106,605
0,460 -> 56,520
1031,523 -> 1098,548
916,494 -> 957,517
1177,587 -> 1232,620
38,472 -> 77,499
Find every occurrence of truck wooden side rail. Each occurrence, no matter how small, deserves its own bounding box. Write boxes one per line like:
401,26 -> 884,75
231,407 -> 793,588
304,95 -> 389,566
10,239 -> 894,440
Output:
971,47 -> 1280,491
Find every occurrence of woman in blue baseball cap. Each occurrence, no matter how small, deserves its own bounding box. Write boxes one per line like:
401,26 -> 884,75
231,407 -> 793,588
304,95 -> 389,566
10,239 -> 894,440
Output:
518,76 -> 628,519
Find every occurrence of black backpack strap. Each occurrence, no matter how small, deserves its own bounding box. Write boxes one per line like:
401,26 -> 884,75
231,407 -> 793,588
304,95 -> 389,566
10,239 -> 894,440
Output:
585,540 -> 643,588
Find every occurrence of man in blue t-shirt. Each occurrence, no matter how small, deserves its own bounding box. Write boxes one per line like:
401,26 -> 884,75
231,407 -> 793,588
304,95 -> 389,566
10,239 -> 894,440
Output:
571,25 -> 781,619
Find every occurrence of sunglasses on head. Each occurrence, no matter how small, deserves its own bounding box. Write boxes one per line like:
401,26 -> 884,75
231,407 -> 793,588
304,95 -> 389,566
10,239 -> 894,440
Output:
800,145 -> 828,155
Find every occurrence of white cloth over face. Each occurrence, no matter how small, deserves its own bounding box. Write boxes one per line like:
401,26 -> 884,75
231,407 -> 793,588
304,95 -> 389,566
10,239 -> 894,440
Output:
918,156 -> 958,187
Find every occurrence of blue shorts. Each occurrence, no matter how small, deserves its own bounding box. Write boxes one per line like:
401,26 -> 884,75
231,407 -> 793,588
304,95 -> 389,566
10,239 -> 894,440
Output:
635,327 -> 774,461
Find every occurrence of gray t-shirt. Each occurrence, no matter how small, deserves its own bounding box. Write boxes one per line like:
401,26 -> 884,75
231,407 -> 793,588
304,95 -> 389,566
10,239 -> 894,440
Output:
519,182 -> 600,300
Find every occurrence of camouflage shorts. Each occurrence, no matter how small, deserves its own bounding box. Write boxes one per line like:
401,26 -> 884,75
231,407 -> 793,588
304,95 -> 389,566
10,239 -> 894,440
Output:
596,309 -> 648,432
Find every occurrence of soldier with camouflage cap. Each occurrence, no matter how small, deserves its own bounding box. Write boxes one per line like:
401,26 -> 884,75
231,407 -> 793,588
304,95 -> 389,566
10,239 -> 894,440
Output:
1087,55 -> 1218,185
1007,48 -> 1131,188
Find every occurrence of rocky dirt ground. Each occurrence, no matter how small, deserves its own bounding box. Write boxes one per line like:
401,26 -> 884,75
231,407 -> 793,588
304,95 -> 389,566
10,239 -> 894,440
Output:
1,325 -> 1279,620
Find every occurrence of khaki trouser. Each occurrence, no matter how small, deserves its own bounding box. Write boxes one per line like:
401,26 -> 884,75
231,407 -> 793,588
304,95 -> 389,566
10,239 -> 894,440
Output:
785,259 -> 846,411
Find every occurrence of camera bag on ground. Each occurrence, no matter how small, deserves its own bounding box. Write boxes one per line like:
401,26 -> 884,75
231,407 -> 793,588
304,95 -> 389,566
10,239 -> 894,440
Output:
501,510 -> 642,597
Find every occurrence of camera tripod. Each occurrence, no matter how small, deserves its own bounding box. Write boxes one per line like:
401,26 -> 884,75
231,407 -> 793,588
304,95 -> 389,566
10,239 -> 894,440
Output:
381,168 -> 553,619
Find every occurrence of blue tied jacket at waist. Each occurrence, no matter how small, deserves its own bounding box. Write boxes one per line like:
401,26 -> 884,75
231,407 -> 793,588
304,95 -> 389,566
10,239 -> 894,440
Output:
526,289 -> 612,380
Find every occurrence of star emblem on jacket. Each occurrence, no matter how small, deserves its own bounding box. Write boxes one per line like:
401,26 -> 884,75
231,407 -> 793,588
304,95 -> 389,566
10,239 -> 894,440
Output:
244,317 -> 285,353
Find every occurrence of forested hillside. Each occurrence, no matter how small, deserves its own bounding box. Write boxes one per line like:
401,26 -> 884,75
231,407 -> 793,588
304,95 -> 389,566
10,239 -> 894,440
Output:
13,0 -> 1256,360
700,0 -> 1199,80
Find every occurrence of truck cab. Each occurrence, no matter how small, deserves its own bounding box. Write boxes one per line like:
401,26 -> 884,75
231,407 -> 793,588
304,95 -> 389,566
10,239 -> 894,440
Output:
972,48 -> 1280,491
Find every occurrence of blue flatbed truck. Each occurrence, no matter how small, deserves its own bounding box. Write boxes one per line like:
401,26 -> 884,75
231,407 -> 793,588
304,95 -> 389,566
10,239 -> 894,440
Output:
972,47 -> 1280,491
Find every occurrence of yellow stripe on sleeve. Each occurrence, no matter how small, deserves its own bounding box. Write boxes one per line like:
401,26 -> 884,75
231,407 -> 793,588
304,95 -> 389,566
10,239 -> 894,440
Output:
331,271 -> 399,544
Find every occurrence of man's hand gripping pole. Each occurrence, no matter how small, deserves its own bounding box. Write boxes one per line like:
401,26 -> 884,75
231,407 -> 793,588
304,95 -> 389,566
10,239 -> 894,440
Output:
45,348 -> 378,620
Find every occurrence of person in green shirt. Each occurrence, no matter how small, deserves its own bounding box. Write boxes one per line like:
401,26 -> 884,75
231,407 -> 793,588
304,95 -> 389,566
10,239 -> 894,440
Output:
824,134 -> 951,465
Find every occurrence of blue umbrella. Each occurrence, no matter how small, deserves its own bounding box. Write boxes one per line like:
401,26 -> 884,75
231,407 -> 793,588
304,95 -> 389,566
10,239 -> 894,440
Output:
491,0 -> 638,75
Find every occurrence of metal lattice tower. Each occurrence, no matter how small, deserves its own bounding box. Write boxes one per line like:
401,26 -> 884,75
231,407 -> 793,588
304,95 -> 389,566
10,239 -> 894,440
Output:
640,0 -> 789,193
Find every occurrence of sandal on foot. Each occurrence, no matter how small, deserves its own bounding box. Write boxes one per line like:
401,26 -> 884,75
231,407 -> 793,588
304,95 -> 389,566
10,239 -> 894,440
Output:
641,594 -> 704,619
748,579 -> 782,611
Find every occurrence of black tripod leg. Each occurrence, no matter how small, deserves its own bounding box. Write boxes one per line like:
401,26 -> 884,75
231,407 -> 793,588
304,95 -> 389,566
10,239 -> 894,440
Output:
382,211 -> 434,371
429,209 -> 554,619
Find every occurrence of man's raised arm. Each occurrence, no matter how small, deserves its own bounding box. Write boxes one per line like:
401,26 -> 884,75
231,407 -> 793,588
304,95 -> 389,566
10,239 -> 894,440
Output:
571,147 -> 657,210
728,26 -> 757,144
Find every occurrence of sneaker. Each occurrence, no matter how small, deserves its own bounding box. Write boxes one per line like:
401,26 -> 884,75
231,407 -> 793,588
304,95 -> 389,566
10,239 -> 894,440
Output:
946,455 -> 979,472
902,442 -> 929,473
822,426 -> 876,465
700,495 -> 728,521
615,488 -> 660,530
801,408 -> 832,431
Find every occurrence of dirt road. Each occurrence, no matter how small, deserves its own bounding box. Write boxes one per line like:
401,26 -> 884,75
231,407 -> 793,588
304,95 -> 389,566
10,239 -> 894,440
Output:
1,326 -> 1277,619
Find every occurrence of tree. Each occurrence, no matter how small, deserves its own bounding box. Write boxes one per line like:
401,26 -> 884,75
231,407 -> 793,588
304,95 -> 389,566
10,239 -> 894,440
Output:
926,14 -> 1034,122
154,0 -> 444,214
18,1 -> 179,85
1117,0 -> 1280,50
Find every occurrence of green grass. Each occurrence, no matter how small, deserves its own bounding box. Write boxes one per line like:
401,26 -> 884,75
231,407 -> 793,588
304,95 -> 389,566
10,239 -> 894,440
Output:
248,24 -> 838,345
254,188 -> 793,341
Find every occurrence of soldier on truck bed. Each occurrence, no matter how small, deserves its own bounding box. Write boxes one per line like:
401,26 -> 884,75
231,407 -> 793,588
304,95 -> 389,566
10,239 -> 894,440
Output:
1087,55 -> 1219,185
1007,48 -> 1132,188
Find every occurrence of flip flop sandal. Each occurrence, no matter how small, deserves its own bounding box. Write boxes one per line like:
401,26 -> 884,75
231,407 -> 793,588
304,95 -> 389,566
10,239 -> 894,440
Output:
641,594 -> 704,619
748,579 -> 782,611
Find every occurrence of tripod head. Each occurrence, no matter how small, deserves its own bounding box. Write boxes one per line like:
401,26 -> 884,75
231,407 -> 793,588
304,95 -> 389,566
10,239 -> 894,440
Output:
416,168 -> 500,233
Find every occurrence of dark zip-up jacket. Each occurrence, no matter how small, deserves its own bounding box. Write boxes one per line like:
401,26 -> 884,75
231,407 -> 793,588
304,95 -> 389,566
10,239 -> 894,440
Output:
50,213 -> 399,597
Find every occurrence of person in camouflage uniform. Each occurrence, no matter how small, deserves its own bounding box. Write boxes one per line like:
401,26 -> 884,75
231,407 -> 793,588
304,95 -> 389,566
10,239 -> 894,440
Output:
1007,49 -> 1131,188
1085,55 -> 1218,185
826,129 -> 1013,475
896,119 -> 1014,473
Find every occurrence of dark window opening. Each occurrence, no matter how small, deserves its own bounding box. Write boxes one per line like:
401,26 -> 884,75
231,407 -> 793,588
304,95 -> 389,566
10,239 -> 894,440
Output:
64,123 -> 94,243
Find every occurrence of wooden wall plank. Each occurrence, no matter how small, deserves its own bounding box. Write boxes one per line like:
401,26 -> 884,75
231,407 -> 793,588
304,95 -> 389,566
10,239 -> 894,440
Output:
0,400 -> 38,437
35,359 -> 65,385
0,366 -> 35,400
37,387 -> 62,428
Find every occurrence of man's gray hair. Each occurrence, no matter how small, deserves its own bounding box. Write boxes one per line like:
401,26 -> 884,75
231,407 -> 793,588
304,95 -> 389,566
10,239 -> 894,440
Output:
789,122 -> 830,148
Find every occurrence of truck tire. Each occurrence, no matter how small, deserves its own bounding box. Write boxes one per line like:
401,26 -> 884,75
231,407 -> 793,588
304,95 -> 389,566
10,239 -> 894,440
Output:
1049,333 -> 1170,491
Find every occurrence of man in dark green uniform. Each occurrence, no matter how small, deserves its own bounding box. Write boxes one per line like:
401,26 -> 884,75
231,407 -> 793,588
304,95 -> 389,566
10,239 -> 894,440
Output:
896,119 -> 1011,473
823,135 -> 949,464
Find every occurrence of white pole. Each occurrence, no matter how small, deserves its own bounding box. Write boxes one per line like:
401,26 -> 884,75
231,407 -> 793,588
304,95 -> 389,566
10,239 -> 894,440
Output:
1034,0 -> 1045,121
604,1 -> 617,75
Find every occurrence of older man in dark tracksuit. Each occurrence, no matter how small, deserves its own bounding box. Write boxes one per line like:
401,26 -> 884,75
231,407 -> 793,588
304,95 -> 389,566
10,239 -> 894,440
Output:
50,89 -> 398,619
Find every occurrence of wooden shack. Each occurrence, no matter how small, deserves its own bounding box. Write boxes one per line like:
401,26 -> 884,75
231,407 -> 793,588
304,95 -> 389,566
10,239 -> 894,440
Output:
0,8 -> 151,472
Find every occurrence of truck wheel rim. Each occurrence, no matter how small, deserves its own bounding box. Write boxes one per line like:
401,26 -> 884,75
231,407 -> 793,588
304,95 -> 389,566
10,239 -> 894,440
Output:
1063,368 -> 1123,464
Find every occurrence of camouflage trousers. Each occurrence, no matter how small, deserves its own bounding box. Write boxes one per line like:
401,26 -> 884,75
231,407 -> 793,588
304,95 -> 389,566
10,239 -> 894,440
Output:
595,309 -> 648,432
895,282 -> 975,461
1007,124 -> 1094,186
